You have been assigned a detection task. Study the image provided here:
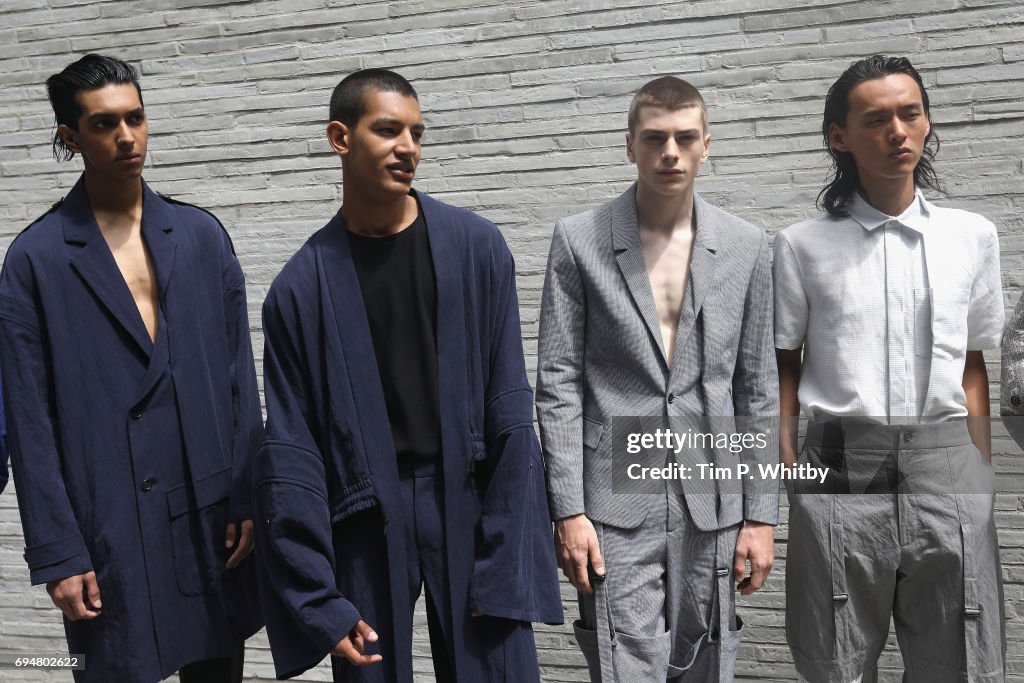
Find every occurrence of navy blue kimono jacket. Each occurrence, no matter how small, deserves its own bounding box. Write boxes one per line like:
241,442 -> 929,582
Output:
0,177 -> 263,682
254,190 -> 563,680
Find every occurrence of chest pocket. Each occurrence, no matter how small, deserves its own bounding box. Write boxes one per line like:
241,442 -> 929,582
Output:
927,288 -> 971,361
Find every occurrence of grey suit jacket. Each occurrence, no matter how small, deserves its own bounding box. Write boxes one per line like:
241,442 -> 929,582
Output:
536,184 -> 779,531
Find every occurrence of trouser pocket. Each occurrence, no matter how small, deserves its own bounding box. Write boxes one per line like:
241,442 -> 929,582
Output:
573,619 -> 602,682
611,629 -> 672,681
717,615 -> 744,682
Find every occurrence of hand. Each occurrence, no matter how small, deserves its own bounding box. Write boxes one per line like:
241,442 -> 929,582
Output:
554,514 -> 604,596
46,571 -> 102,621
225,519 -> 254,569
332,620 -> 383,666
733,521 -> 774,596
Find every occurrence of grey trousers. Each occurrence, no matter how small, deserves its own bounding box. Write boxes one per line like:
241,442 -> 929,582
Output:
574,491 -> 742,682
786,420 -> 1005,683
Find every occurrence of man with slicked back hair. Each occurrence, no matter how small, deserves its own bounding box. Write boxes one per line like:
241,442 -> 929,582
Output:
0,53 -> 263,683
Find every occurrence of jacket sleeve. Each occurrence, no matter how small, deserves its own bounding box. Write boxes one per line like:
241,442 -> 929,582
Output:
221,237 -> 262,522
534,221 -> 588,521
467,239 -> 563,625
0,369 -> 8,493
0,254 -> 92,584
1001,293 -> 1024,450
254,285 -> 362,679
734,231 -> 780,525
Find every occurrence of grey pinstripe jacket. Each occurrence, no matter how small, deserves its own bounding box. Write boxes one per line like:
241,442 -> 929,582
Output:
536,184 -> 779,531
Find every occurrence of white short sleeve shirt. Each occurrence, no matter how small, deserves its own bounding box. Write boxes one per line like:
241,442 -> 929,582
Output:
773,189 -> 1003,422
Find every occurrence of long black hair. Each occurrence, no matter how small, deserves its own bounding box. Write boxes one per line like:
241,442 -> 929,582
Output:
46,54 -> 142,162
818,55 -> 939,217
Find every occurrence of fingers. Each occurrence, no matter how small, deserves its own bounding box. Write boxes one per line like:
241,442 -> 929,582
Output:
83,571 -> 102,610
332,621 -> 383,666
224,521 -> 238,550
47,574 -> 101,621
733,547 -> 748,586
557,541 -> 593,595
589,536 -> 605,579
353,619 -> 379,643
555,516 -> 602,596
573,557 -> 592,596
226,519 -> 255,569
744,555 -> 773,596
734,527 -> 774,596
740,569 -> 764,595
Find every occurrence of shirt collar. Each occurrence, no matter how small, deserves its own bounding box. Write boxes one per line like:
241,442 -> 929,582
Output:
849,188 -> 931,234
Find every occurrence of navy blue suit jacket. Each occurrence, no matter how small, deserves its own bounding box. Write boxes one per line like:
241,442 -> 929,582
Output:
0,176 -> 263,681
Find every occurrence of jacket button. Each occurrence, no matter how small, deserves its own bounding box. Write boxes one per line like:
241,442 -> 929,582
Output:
131,410 -> 143,420
141,478 -> 156,492
667,393 -> 675,404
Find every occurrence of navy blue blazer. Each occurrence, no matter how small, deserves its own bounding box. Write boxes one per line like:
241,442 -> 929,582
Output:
254,190 -> 563,680
0,176 -> 263,681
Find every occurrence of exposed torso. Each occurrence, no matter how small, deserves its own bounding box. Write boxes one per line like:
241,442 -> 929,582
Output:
640,221 -> 695,364
95,209 -> 160,343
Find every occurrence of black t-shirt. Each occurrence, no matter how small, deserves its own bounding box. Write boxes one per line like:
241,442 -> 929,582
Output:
347,210 -> 441,461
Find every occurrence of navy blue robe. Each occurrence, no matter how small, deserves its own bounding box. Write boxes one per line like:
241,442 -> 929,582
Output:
0,176 -> 263,682
254,190 -> 563,681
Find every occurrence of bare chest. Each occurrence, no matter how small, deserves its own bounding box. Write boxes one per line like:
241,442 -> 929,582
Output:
106,233 -> 160,343
640,227 -> 695,360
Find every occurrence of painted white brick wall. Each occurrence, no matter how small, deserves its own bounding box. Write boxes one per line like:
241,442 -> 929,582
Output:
1,1 -> 1022,681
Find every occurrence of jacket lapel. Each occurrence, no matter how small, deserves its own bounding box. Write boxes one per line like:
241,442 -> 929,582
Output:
139,182 -> 175,307
416,191 -> 468,441
63,176 -> 153,358
611,185 -> 668,369
669,193 -> 718,372
317,211 -> 400,487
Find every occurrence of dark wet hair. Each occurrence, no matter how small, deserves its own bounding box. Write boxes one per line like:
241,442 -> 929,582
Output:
46,53 -> 143,162
818,55 -> 939,217
329,68 -> 418,128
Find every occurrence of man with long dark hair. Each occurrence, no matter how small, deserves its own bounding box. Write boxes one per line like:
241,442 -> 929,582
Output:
0,54 -> 263,682
774,56 -> 1005,681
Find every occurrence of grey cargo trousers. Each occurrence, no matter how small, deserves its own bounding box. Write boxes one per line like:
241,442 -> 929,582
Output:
574,489 -> 743,682
786,420 -> 1005,683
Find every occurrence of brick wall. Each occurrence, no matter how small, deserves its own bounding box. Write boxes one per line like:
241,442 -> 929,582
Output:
1,1 -> 1023,681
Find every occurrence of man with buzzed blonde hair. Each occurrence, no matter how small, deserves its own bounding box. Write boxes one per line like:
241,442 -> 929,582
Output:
538,75 -> 779,682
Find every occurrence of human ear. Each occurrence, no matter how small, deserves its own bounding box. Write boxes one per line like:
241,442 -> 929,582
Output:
327,121 -> 351,156
57,124 -> 81,154
828,123 -> 850,153
625,132 -> 636,163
